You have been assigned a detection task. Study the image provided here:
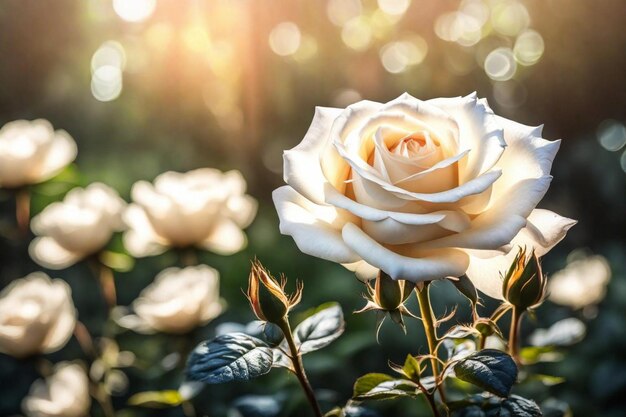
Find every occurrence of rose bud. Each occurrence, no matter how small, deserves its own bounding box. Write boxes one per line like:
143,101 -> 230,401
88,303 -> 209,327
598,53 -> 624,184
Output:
247,260 -> 302,324
502,247 -> 546,310
374,270 -> 414,311
356,270 -> 416,337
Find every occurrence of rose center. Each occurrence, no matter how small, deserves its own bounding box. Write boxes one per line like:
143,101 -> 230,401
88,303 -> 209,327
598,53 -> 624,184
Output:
390,132 -> 438,159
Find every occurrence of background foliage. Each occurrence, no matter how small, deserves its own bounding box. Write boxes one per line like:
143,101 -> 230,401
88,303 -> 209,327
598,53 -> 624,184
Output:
0,1 -> 625,416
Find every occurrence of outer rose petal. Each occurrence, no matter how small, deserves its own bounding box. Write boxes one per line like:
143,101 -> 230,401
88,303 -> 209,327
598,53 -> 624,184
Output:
199,219 -> 247,255
40,281 -> 77,352
342,260 -> 379,281
29,237 -> 84,270
465,209 -> 577,299
123,205 -> 167,257
37,130 -> 78,181
283,106 -> 344,204
341,223 -> 469,282
273,186 -> 361,264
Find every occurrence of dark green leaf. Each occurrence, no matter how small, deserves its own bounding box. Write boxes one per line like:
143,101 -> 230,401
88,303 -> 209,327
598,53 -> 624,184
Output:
454,350 -> 518,397
519,346 -> 563,365
498,395 -> 542,417
186,333 -> 273,384
325,405 -> 382,417
294,303 -> 345,354
353,373 -> 419,401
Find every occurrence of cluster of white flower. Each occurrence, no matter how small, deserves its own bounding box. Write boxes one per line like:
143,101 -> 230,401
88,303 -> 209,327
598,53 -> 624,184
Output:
0,119 -> 256,417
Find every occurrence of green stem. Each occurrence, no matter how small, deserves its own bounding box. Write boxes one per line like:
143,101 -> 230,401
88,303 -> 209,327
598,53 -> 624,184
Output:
278,318 -> 323,417
416,282 -> 447,404
508,307 -> 523,362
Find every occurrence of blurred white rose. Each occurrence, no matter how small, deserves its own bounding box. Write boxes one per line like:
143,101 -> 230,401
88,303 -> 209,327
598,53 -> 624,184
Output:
0,273 -> 76,358
29,183 -> 126,269
548,252 -> 611,309
123,168 -> 257,257
273,93 -> 576,298
0,119 -> 77,189
22,362 -> 91,417
120,265 -> 224,334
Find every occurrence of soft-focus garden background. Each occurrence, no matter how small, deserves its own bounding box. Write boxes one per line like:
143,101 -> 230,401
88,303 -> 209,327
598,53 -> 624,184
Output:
0,0 -> 625,416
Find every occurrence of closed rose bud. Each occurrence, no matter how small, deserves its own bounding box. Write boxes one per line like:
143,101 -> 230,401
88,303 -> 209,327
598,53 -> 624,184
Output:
374,271 -> 413,311
247,260 -> 302,324
503,247 -> 546,310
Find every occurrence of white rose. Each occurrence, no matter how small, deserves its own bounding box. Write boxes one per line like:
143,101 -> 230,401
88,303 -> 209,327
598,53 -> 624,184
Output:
123,168 -> 257,257
273,93 -> 576,298
121,265 -> 224,334
548,253 -> 611,309
0,119 -> 77,189
22,362 -> 91,417
29,183 -> 126,269
0,273 -> 76,358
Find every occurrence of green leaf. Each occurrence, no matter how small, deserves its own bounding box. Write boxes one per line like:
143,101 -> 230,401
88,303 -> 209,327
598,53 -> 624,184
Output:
353,373 -> 419,401
525,374 -> 565,386
453,350 -> 518,397
450,394 -> 542,417
128,390 -> 183,408
325,405 -> 382,417
99,250 -> 135,272
498,395 -> 542,417
403,355 -> 421,381
293,303 -> 345,354
186,333 -> 273,384
519,346 -> 563,365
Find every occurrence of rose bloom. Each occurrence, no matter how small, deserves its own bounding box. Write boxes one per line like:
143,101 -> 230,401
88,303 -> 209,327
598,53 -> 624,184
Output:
29,183 -> 126,269
273,93 -> 576,298
22,362 -> 91,417
120,265 -> 224,334
123,168 -> 257,257
0,119 -> 77,189
0,273 -> 76,358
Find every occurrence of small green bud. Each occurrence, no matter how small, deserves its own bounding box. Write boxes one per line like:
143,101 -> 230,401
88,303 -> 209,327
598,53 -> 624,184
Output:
502,247 -> 546,310
247,260 -> 302,324
374,271 -> 413,311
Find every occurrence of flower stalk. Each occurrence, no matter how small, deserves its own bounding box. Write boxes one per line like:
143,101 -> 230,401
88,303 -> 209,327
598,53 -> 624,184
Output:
15,188 -> 30,235
508,307 -> 523,362
416,282 -> 447,404
277,317 -> 323,417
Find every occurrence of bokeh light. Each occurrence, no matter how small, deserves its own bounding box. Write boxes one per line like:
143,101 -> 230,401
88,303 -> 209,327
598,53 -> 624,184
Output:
90,41 -> 126,102
484,47 -> 517,81
341,16 -> 373,51
269,22 -> 302,57
326,0 -> 362,27
514,30 -> 545,66
112,0 -> 156,23
377,0 -> 411,17
597,120 -> 626,152
379,37 -> 427,74
491,0 -> 530,37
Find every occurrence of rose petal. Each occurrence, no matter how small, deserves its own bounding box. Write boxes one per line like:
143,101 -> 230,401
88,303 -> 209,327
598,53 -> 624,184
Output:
427,93 -> 506,182
465,209 -> 577,299
37,130 -> 78,182
122,205 -> 167,257
29,237 -> 84,270
341,222 -> 469,282
198,218 -> 247,255
283,106 -> 344,204
273,186 -> 361,264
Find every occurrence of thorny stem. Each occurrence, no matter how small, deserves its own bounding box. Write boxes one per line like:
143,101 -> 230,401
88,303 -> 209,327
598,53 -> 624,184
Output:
416,282 -> 448,405
416,379 -> 442,417
278,317 -> 323,417
15,188 -> 30,235
508,307 -> 523,362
